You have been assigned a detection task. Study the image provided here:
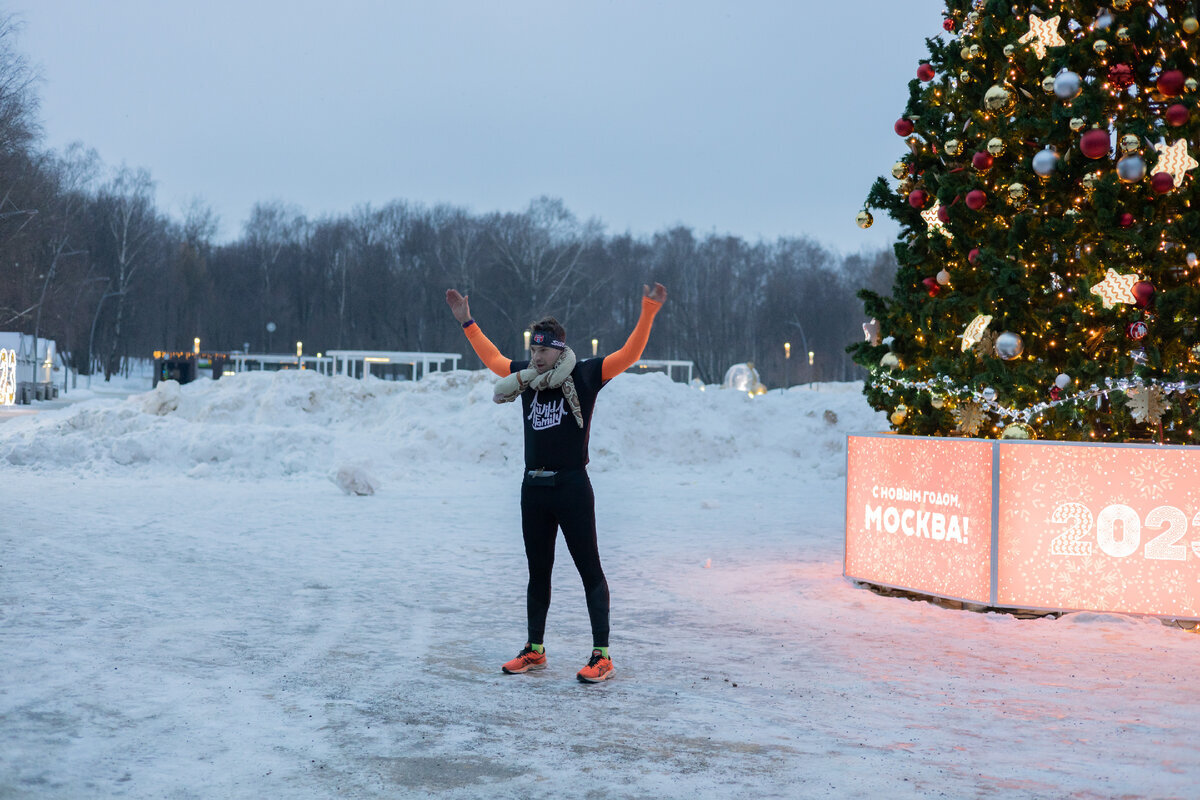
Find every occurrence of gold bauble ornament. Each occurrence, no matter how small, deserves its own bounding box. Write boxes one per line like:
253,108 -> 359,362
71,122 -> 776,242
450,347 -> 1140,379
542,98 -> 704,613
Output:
856,210 -> 874,229
1008,182 -> 1029,201
961,46 -> 973,60
987,137 -> 1007,156
1041,76 -> 1056,94
1119,133 -> 1140,153
960,71 -> 972,83
969,44 -> 982,59
1069,117 -> 1086,132
1003,44 -> 1016,57
1116,27 -> 1131,43
892,161 -> 908,179
1093,39 -> 1108,54
1082,172 -> 1100,191
890,404 -> 908,426
930,395 -> 946,410
1185,17 -> 1200,35
967,11 -> 980,23
944,139 -> 963,157
1000,422 -> 1037,440
1065,207 -> 1081,217
880,353 -> 901,371
1113,0 -> 1130,10
984,84 -> 1015,114
1188,78 -> 1199,93
897,178 -> 914,195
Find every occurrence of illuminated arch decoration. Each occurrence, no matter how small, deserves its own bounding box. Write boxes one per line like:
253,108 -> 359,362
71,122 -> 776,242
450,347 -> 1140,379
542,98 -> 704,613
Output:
0,348 -> 15,406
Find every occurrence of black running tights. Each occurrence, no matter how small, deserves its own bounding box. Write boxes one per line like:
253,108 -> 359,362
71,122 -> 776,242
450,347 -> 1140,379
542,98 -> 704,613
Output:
520,471 -> 609,648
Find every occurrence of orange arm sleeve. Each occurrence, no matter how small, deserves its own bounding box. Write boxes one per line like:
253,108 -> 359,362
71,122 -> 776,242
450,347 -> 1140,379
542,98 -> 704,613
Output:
464,323 -> 513,377
601,296 -> 663,381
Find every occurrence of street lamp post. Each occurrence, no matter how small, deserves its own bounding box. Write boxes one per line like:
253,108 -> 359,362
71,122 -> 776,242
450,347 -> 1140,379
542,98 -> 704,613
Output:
784,342 -> 791,390
808,350 -> 815,388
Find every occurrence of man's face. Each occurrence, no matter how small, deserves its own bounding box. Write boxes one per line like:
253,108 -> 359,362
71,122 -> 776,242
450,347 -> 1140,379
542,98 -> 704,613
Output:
530,344 -> 560,374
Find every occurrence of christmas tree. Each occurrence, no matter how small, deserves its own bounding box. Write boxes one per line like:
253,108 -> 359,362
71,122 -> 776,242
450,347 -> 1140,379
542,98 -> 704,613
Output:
852,0 -> 1200,443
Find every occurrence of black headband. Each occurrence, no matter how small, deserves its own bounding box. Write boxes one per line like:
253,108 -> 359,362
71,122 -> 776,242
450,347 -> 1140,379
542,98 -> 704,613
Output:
531,331 -> 565,350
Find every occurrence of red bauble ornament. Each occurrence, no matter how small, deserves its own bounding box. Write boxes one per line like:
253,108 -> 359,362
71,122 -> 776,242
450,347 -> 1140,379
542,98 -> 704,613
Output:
968,248 -> 981,264
1151,171 -> 1176,194
908,189 -> 928,208
972,151 -> 994,171
1050,386 -> 1062,401
1127,320 -> 1148,340
1157,69 -> 1186,97
1119,212 -> 1135,227
965,190 -> 987,210
1132,281 -> 1155,308
917,63 -> 936,82
1166,104 -> 1190,127
1079,129 -> 1111,159
943,18 -> 956,32
1108,64 -> 1135,90
937,204 -> 950,222
922,277 -> 941,297
895,118 -> 915,136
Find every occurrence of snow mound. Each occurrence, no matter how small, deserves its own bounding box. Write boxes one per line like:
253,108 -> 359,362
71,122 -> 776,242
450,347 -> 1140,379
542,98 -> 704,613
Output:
0,369 -> 888,479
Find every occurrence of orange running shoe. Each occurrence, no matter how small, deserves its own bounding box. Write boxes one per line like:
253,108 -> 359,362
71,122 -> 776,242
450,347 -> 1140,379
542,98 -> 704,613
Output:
501,644 -> 547,674
576,649 -> 615,683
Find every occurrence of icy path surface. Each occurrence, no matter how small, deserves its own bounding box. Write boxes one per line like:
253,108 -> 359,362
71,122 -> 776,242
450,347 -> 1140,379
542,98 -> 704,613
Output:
2,371 -> 1198,799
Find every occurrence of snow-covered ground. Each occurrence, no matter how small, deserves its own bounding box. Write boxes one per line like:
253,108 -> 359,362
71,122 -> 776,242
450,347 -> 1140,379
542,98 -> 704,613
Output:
2,369 -> 1198,799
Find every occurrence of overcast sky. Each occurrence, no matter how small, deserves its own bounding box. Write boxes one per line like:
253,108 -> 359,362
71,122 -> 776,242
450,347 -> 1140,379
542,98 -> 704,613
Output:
13,1 -> 945,254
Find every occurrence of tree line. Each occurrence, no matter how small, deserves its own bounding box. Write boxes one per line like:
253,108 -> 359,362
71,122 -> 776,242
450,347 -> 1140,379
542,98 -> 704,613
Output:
0,17 -> 895,387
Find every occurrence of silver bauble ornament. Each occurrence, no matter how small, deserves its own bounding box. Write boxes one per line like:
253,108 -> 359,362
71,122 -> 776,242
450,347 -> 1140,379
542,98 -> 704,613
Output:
936,269 -> 951,285
982,387 -> 997,402
995,331 -> 1025,360
1055,373 -> 1071,389
1054,71 -> 1083,100
1117,154 -> 1146,182
1188,252 -> 1199,268
1032,148 -> 1059,177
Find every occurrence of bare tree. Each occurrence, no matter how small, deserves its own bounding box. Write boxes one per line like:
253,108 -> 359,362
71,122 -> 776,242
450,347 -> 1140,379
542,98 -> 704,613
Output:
96,166 -> 158,378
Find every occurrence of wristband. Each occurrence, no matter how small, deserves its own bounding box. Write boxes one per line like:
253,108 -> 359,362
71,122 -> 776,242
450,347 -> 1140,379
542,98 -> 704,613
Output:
462,319 -> 475,329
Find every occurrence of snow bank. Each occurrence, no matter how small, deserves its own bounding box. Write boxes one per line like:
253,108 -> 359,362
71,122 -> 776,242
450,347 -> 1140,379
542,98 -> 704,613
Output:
0,369 -> 887,481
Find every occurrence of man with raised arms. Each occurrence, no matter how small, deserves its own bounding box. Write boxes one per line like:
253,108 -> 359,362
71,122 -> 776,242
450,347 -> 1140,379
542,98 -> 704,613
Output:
445,283 -> 667,683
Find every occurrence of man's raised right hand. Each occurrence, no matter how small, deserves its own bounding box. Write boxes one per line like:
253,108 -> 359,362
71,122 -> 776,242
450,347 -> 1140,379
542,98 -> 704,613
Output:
445,289 -> 472,324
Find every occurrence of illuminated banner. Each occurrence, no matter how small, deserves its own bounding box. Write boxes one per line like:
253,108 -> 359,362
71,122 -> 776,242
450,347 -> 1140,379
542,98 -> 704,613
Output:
845,435 -> 994,605
0,348 -> 14,406
845,434 -> 1200,620
999,443 -> 1200,618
